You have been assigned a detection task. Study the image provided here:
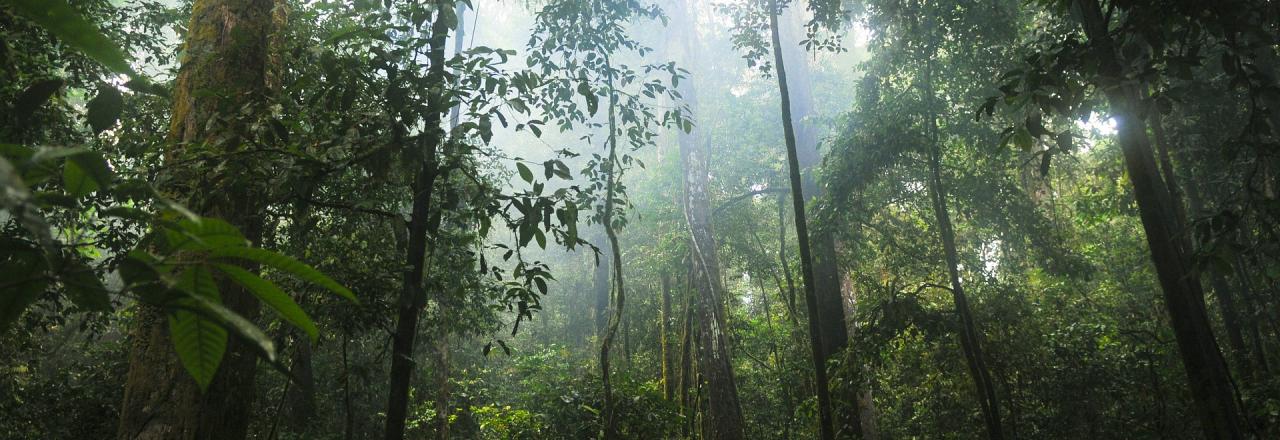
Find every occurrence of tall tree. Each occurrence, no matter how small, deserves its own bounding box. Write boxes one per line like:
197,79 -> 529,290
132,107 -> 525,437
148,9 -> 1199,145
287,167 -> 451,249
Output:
384,1 -> 452,438
923,51 -> 1004,440
673,1 -> 748,438
768,0 -> 836,438
117,0 -> 276,438
1069,1 -> 1245,437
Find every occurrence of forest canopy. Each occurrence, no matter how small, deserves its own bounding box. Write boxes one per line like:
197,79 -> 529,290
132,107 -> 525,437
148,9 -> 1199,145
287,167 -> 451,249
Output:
2,0 -> 1280,439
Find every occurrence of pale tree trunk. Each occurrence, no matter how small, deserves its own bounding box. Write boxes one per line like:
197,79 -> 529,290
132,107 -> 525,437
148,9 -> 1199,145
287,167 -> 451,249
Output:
770,1 -> 834,438
384,2 -> 452,438
840,272 -> 879,440
661,272 -> 675,400
670,1 -> 746,438
1073,1 -> 1245,437
117,1 -> 276,438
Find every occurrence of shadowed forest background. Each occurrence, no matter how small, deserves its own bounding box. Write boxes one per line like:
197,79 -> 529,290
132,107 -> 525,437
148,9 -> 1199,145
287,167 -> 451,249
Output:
3,0 -> 1280,439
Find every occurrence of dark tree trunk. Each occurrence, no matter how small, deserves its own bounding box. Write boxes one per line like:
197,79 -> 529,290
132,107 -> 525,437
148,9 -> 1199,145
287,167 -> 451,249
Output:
677,273 -> 696,437
927,135 -> 1004,440
285,336 -> 317,434
1073,2 -> 1245,438
117,1 -> 275,439
769,2 -> 835,438
777,7 -> 849,366
595,232 -> 612,335
922,50 -> 1002,440
384,3 -> 451,439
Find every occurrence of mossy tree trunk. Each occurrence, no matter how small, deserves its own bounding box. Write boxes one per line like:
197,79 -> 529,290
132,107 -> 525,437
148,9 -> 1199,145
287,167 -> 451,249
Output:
116,1 -> 277,439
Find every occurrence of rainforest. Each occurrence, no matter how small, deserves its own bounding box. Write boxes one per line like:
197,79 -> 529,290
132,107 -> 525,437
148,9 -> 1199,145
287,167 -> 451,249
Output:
2,0 -> 1279,439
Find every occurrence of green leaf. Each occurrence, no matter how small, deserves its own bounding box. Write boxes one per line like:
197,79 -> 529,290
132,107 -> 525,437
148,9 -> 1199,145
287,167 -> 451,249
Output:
13,78 -> 64,118
168,266 -> 226,391
185,291 -> 278,365
60,258 -> 111,311
577,81 -> 598,116
168,308 -> 226,391
165,217 -> 248,252
517,162 -> 534,183
60,150 -> 113,198
62,159 -> 99,197
4,0 -> 137,76
86,85 -> 124,133
215,263 -> 318,342
211,247 -> 356,303
0,243 -> 50,331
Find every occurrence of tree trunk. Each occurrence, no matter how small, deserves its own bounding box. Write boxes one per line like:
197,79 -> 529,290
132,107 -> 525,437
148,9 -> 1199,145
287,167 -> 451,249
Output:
384,2 -> 451,438
923,50 -> 1002,440
927,137 -> 1004,440
677,273 -> 696,438
1072,2 -> 1245,438
117,1 -> 275,438
779,5 -> 849,367
595,231 -> 612,335
769,2 -> 835,438
840,272 -> 879,440
599,56 -> 629,439
661,272 -> 675,400
670,2 -> 746,438
285,335 -> 317,434
1176,139 -> 1256,381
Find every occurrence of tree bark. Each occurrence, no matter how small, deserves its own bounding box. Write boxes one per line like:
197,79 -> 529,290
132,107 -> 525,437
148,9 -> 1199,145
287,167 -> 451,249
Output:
770,2 -> 835,438
661,272 -> 675,400
668,2 -> 747,438
778,6 -> 849,366
1073,2 -> 1245,438
117,1 -> 275,439
599,55 -> 629,439
384,2 -> 451,438
927,131 -> 1003,440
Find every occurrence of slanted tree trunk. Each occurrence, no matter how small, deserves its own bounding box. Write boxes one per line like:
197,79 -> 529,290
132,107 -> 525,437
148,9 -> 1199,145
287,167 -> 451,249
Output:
769,2 -> 834,438
384,2 -> 452,438
1165,120 -> 1257,382
922,49 -> 1003,440
779,6 -> 848,366
117,1 -> 275,438
1073,1 -> 1245,438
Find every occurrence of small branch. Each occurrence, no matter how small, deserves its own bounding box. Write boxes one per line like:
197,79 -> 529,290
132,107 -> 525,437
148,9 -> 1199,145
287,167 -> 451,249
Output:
298,197 -> 400,219
712,188 -> 787,216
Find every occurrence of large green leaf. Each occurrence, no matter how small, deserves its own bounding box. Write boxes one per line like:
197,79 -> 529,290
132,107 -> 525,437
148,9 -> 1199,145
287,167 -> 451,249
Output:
214,263 -> 318,342
86,85 -> 124,133
0,243 -> 50,331
211,247 -> 357,303
62,158 -> 99,197
3,0 -> 136,76
168,266 -> 226,391
60,258 -> 111,312
12,78 -> 64,118
164,217 -> 248,252
184,292 -> 277,364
